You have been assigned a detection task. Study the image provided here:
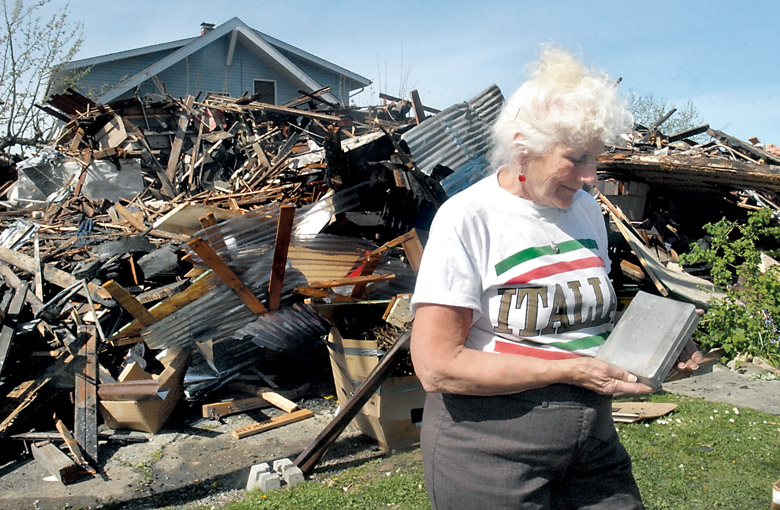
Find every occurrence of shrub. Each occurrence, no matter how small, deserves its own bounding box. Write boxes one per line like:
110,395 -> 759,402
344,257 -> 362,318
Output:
679,207 -> 780,366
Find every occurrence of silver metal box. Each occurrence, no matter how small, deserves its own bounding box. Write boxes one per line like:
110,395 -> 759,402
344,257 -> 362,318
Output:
597,291 -> 700,388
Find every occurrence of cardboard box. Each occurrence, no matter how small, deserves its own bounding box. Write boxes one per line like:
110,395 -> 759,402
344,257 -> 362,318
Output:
324,303 -> 424,452
99,347 -> 189,434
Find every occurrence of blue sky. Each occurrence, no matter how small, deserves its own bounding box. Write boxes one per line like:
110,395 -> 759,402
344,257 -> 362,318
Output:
56,0 -> 780,145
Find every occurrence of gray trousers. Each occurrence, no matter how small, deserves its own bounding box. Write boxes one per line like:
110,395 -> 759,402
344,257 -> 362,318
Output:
421,385 -> 644,510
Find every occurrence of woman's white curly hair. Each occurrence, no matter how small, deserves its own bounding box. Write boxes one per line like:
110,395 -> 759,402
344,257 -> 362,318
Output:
488,47 -> 633,170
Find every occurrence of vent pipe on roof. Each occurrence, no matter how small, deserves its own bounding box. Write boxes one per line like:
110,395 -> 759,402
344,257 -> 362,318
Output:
200,22 -> 215,36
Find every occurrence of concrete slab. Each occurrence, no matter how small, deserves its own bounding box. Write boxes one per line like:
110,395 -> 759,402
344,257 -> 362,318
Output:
664,362 -> 780,416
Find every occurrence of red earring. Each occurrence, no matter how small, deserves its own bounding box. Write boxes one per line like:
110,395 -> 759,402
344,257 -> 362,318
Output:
518,174 -> 526,183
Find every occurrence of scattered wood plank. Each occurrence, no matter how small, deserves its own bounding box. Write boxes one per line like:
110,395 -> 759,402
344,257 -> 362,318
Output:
620,260 -> 646,282
187,237 -> 267,314
0,245 -> 111,302
113,202 -> 189,242
0,281 -> 28,376
267,204 -> 295,310
0,263 -> 44,314
109,271 -> 219,341
166,95 -> 195,181
202,396 -> 270,420
31,441 -> 84,484
231,408 -> 313,439
74,326 -> 98,463
226,383 -> 300,413
306,273 -> 396,289
102,280 -> 157,327
54,414 -> 96,475
409,89 -> 427,124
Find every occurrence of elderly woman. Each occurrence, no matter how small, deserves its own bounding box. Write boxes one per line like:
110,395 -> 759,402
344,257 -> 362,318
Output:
410,49 -> 702,510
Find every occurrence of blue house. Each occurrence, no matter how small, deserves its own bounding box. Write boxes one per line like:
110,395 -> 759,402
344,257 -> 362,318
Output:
52,17 -> 371,106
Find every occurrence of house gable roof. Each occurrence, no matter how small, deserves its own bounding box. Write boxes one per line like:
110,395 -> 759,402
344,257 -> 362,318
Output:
68,17 -> 369,104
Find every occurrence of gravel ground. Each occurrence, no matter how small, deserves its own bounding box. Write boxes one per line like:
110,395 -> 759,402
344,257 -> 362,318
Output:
0,391 -> 393,510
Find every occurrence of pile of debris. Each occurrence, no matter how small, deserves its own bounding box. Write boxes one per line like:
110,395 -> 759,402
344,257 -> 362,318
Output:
0,85 -> 446,479
0,82 -> 779,484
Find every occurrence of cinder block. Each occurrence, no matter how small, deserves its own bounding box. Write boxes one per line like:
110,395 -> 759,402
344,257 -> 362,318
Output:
281,464 -> 305,487
257,471 -> 281,491
246,463 -> 274,491
273,458 -> 293,474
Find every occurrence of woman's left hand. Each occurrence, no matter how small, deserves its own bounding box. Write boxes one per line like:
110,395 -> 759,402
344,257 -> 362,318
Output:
676,339 -> 704,371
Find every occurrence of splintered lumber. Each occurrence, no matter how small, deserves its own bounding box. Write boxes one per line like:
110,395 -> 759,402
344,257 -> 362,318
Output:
54,415 -> 96,475
401,229 -> 424,274
31,441 -> 84,484
258,391 -> 299,413
202,396 -> 270,419
268,204 -> 295,310
409,89 -> 427,124
0,245 -> 111,301
110,271 -> 218,340
166,95 -> 195,181
609,213 -> 668,297
102,280 -> 157,327
0,263 -> 44,314
199,211 -> 218,229
227,383 -> 300,413
11,431 -> 148,443
620,260 -> 646,282
370,229 -> 424,274
350,253 -> 381,298
113,202 -> 189,242
0,281 -> 28,376
231,409 -> 313,439
294,329 -> 411,476
74,326 -> 98,463
0,375 -> 52,433
306,273 -> 396,289
187,237 -> 267,314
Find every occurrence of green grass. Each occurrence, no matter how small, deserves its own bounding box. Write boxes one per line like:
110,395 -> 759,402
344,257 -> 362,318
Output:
218,393 -> 780,510
618,393 -> 780,509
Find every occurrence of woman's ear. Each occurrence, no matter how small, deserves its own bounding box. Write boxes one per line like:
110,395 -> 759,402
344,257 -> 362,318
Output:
511,134 -> 528,166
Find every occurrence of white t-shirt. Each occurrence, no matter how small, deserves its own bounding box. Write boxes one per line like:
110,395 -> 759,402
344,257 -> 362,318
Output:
411,173 -> 616,360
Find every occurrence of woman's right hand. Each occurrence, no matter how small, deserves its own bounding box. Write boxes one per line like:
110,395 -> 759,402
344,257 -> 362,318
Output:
564,357 -> 655,395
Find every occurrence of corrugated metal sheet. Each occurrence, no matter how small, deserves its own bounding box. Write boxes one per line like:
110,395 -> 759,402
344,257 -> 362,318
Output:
402,85 -> 504,196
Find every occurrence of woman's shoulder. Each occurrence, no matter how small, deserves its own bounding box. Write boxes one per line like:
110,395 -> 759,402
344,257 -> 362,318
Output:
438,174 -> 502,211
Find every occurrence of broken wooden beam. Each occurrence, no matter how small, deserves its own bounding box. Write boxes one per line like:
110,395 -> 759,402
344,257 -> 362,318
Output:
409,89 -> 427,124
74,325 -> 98,463
268,204 -> 295,310
54,414 -> 96,475
113,202 -> 189,242
202,397 -> 270,420
102,280 -> 157,327
166,95 -> 195,181
187,237 -> 268,314
0,280 -> 28,376
306,273 -> 396,289
0,246 -> 111,302
31,441 -> 84,484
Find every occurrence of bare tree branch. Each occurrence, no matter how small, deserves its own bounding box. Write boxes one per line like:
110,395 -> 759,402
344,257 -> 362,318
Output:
0,0 -> 83,156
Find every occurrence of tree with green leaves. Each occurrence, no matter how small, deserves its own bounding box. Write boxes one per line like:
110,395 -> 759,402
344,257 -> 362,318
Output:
0,0 -> 82,158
